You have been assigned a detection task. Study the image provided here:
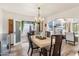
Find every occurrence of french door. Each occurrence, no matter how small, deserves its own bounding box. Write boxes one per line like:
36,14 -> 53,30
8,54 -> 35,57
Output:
14,21 -> 21,45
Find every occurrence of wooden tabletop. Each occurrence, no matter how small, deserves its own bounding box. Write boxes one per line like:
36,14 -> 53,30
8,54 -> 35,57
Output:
31,35 -> 55,48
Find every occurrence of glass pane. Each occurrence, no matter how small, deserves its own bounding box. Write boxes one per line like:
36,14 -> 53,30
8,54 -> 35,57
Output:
72,23 -> 77,33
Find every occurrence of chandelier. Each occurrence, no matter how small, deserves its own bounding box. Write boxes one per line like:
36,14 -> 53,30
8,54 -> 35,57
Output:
35,7 -> 44,23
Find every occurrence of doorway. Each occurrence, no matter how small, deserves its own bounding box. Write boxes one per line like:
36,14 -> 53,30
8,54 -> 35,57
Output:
21,21 -> 35,42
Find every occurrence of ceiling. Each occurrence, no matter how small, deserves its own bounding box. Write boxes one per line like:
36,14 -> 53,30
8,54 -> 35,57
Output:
0,3 -> 79,17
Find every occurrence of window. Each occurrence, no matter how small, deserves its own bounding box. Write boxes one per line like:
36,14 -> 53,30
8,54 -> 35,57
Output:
72,23 -> 79,34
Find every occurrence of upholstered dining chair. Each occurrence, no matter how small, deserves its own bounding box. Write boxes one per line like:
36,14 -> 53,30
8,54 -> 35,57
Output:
46,31 -> 50,37
27,32 -> 39,56
65,32 -> 76,45
30,31 -> 35,35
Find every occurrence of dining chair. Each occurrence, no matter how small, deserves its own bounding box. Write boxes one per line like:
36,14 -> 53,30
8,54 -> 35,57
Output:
30,31 -> 35,35
46,31 -> 50,37
39,35 -> 62,56
52,35 -> 63,56
65,32 -> 76,45
27,32 -> 39,56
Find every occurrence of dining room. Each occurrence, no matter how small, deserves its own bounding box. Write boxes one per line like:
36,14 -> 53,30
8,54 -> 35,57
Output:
0,3 -> 79,56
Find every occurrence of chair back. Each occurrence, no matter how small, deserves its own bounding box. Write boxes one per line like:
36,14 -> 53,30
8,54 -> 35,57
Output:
52,35 -> 62,56
66,32 -> 74,41
46,31 -> 50,37
30,31 -> 35,35
27,32 -> 33,48
49,35 -> 54,56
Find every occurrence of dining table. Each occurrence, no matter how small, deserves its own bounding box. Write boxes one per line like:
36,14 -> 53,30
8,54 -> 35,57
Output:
31,35 -> 55,56
31,35 -> 55,48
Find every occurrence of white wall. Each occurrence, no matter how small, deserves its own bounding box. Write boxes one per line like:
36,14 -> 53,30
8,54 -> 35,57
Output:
2,9 -> 35,33
0,9 -> 3,34
0,9 -> 3,41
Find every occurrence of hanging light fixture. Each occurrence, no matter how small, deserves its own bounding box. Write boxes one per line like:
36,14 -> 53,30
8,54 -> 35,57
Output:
35,7 -> 44,23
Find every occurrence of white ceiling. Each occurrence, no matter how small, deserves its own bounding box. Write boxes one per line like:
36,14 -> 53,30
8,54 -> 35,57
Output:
0,3 -> 79,17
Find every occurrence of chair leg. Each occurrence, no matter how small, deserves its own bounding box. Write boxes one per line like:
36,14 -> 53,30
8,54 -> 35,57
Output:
74,41 -> 75,46
39,51 -> 41,56
49,49 -> 51,56
27,46 -> 30,54
39,49 -> 42,56
39,52 -> 41,56
65,40 -> 67,43
30,49 -> 33,56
